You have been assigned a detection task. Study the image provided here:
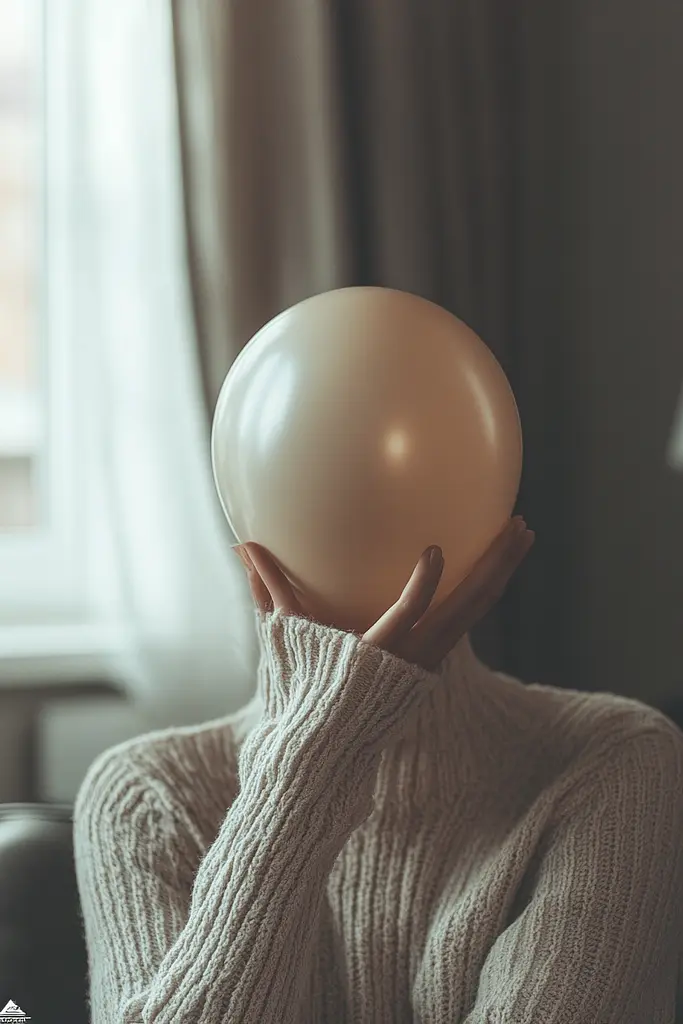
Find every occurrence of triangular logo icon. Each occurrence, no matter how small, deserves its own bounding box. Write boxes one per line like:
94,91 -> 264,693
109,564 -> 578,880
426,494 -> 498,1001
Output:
0,1000 -> 31,1021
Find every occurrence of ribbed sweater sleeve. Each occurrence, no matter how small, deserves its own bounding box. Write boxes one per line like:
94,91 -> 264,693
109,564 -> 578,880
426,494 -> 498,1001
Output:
460,728 -> 683,1023
73,610 -> 438,1024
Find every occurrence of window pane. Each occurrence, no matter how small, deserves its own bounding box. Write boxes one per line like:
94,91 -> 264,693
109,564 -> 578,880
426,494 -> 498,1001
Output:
0,0 -> 43,531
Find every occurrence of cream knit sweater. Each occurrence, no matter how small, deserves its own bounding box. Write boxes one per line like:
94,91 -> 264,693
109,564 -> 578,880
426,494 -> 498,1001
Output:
74,609 -> 683,1024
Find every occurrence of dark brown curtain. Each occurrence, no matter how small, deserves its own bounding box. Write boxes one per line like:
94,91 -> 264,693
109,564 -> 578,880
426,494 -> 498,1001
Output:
169,0 -> 683,706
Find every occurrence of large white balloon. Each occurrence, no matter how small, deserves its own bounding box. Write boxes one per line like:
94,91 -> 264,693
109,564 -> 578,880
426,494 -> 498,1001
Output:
212,287 -> 523,634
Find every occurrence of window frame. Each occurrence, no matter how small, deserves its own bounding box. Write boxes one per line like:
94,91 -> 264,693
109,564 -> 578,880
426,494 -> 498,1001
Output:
0,0 -> 84,621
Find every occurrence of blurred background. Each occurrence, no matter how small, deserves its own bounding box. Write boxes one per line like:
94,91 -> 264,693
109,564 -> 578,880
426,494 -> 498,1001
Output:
1,0 -> 682,805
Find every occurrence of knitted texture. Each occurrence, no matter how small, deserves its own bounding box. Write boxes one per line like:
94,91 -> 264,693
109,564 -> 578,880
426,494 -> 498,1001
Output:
74,609 -> 683,1023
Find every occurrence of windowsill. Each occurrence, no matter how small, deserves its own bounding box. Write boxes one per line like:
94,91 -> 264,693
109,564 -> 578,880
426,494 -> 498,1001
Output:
0,621 -> 132,687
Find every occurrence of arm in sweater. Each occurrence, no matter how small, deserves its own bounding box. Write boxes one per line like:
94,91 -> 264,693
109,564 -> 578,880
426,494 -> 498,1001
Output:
462,726 -> 683,1024
74,610 -> 439,1024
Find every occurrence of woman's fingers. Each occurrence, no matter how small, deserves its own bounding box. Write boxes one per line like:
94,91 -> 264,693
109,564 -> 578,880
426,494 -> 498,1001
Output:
362,546 -> 445,650
245,542 -> 305,615
232,545 -> 273,612
417,518 -> 527,636
403,520 -> 534,669
421,531 -> 534,670
234,542 -> 305,616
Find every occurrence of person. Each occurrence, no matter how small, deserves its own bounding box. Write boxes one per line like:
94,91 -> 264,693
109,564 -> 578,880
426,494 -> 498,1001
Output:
73,517 -> 683,1023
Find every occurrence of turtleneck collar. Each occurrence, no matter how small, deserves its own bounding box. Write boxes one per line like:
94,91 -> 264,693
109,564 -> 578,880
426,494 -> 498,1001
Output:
371,633 -> 524,811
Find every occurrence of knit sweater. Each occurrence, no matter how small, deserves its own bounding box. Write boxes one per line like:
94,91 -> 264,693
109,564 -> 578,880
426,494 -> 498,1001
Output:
74,609 -> 683,1024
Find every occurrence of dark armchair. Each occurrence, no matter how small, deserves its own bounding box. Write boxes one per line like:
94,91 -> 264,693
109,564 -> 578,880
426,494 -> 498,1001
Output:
0,804 -> 88,1024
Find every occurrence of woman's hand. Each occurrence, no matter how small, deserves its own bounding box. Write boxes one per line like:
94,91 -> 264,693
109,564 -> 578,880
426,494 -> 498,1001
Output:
232,517 -> 534,672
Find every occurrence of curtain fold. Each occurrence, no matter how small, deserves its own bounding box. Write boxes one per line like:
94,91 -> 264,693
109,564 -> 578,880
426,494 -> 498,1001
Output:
171,0 -> 353,416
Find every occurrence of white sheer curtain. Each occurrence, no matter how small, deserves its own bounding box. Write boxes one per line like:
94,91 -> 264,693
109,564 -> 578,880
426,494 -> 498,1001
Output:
72,0 -> 257,726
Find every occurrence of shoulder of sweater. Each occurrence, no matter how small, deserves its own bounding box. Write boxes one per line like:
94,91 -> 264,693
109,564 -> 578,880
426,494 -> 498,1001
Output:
547,724 -> 683,872
490,669 -> 683,814
495,667 -> 683,755
536,686 -> 683,822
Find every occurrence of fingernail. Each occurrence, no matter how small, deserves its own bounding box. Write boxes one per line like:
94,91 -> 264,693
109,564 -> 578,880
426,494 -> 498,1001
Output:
427,545 -> 443,567
231,544 -> 253,570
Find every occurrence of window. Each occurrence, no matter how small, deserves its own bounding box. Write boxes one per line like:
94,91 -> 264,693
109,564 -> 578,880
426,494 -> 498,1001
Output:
0,0 -> 122,679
